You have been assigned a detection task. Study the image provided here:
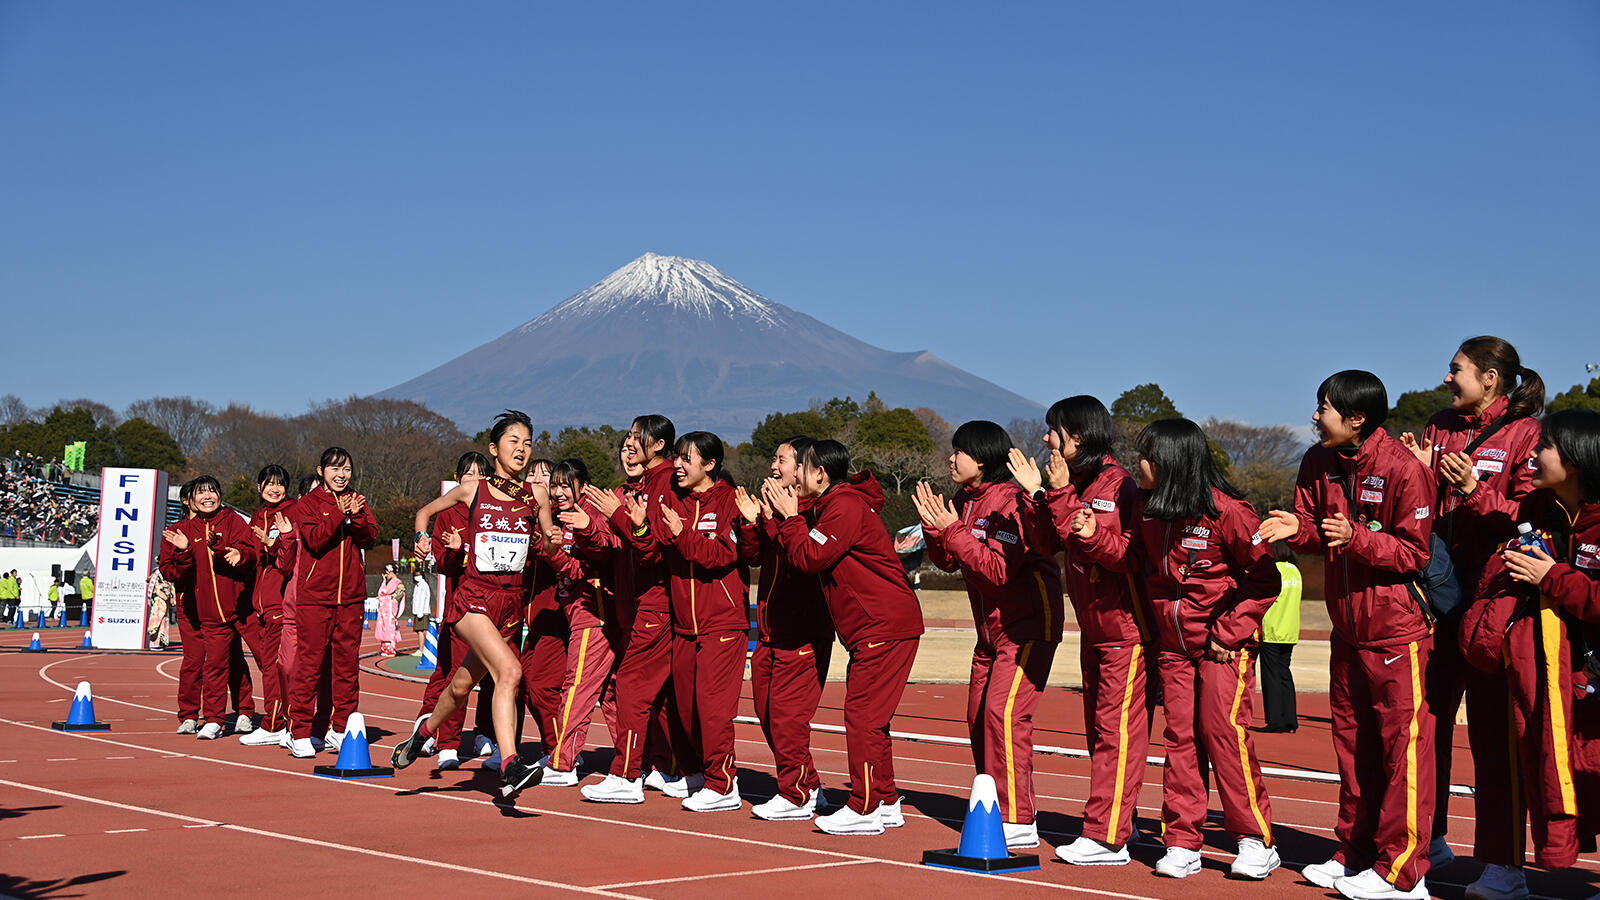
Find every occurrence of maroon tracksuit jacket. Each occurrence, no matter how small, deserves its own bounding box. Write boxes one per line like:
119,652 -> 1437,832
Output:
247,500 -> 292,732
1038,458 -> 1154,845
287,485 -> 378,740
775,472 -> 924,814
1463,491 -> 1600,868
1284,429 -> 1435,890
542,498 -> 623,772
925,478 -> 1063,826
159,511 -> 257,727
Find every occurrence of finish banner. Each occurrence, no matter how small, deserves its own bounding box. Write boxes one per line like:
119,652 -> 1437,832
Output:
91,468 -> 171,650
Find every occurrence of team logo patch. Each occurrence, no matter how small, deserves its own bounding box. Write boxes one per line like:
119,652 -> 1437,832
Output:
1359,490 -> 1384,504
1576,554 -> 1598,571
1362,475 -> 1386,489
1477,448 -> 1508,461
1180,537 -> 1207,551
1474,460 -> 1504,474
1414,506 -> 1430,520
994,530 -> 1018,545
1091,498 -> 1117,512
808,528 -> 828,545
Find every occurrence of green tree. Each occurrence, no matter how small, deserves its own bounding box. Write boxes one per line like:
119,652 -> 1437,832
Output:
858,408 -> 934,454
552,435 -> 622,489
748,410 -> 828,460
1111,383 -> 1181,424
1387,385 -> 1452,437
105,418 -> 186,473
223,473 -> 258,510
1549,378 -> 1600,414
813,396 -> 862,434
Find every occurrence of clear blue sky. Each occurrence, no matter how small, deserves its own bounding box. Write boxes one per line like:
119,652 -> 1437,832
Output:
3,2 -> 1596,434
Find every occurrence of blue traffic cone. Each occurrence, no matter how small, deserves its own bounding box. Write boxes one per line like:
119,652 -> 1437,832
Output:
416,620 -> 439,672
24,632 -> 44,653
58,606 -> 68,628
53,681 -> 110,731
80,606 -> 90,627
922,774 -> 1040,873
81,631 -> 93,649
37,609 -> 48,629
313,713 -> 393,779
12,607 -> 22,628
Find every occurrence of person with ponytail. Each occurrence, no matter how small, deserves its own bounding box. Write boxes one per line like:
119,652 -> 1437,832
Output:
1084,419 -> 1281,880
1008,395 -> 1154,865
1460,409 -> 1600,891
393,411 -> 555,799
765,440 -> 925,835
1399,336 -> 1545,890
913,420 -> 1064,850
1260,371 -> 1436,899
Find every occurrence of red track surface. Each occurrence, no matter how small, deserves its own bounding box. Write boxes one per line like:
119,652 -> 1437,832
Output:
4,628 -> 1598,899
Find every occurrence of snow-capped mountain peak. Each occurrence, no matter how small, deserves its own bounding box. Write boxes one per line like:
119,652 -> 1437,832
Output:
520,252 -> 785,331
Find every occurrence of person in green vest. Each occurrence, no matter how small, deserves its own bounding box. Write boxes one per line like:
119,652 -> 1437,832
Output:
1257,541 -> 1302,733
47,578 -> 62,620
79,571 -> 94,617
0,570 -> 18,623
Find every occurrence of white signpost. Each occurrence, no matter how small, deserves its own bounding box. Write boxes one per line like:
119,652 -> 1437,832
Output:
91,468 -> 170,650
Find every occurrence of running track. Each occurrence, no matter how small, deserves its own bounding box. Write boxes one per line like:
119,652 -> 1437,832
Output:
3,628 -> 1597,899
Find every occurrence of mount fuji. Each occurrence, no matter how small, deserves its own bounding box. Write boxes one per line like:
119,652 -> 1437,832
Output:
376,253 -> 1044,439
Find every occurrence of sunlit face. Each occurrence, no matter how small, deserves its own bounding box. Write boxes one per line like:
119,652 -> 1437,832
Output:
629,425 -> 665,463
192,483 -> 221,515
1531,439 -> 1573,491
1136,457 -> 1158,490
549,475 -> 583,511
529,461 -> 552,487
458,463 -> 485,487
1044,427 -> 1082,463
771,444 -> 800,485
1312,396 -> 1363,448
319,458 -> 352,493
797,461 -> 829,498
949,448 -> 983,486
259,481 -> 287,504
1445,351 -> 1497,412
619,447 -> 644,479
489,424 -> 532,478
674,444 -> 716,492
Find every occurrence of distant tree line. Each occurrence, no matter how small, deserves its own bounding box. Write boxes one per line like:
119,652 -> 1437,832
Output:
7,373 -> 1593,540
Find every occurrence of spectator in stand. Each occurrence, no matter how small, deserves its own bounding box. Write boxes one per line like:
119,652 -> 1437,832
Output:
1256,541 -> 1302,733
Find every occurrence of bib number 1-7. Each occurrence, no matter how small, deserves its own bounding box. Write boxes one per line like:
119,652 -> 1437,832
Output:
475,531 -> 529,573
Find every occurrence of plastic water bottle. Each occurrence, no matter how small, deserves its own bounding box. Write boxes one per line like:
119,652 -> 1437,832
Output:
1515,522 -> 1553,557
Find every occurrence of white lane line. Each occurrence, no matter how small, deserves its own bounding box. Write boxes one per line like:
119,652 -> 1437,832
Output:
18,833 -> 66,840
595,859 -> 877,889
106,828 -> 148,834
0,777 -> 641,898
45,758 -> 78,762
107,756 -> 136,760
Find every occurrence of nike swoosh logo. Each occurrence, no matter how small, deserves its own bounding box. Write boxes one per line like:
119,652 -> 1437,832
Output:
867,641 -> 886,649
1384,655 -> 1403,665
797,649 -> 813,656
643,622 -> 660,629
719,635 -> 737,642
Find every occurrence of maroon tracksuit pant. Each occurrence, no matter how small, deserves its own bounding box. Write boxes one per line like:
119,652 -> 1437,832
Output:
289,603 -> 361,740
521,621 -> 570,757
177,612 -> 203,722
671,629 -> 747,794
199,619 -> 253,727
550,623 -> 624,771
968,636 -> 1056,825
1156,648 -> 1274,850
751,639 -> 832,805
843,638 -> 919,814
1080,641 -> 1155,845
240,611 -> 284,731
1330,635 -> 1435,891
610,607 -> 686,779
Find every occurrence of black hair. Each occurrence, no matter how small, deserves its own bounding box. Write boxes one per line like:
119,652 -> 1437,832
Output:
1272,540 -> 1296,565
256,464 -> 291,490
1137,418 -> 1245,520
297,474 -> 320,497
1540,410 -> 1600,503
632,414 -> 676,459
455,451 -> 489,480
1316,370 -> 1388,440
318,446 -> 353,469
489,410 -> 533,445
779,435 -> 814,461
178,479 -> 196,503
190,474 -> 221,496
528,458 -> 554,475
1045,395 -> 1116,481
951,420 -> 1014,486
801,439 -> 851,487
1458,336 -> 1545,421
550,457 -> 592,492
674,431 -> 726,481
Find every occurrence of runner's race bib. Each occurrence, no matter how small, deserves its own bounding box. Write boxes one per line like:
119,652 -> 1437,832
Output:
475,530 -> 530,573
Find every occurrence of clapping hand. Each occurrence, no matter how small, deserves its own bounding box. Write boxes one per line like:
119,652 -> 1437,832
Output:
1399,432 -> 1434,467
1257,510 -> 1297,544
624,494 -> 649,528
911,481 -> 959,531
1069,507 -> 1096,539
761,478 -> 799,519
584,485 -> 622,519
162,528 -> 189,550
1438,450 -> 1478,494
1007,448 -> 1042,494
733,486 -> 762,524
222,547 -> 243,567
1044,451 -> 1071,490
559,507 -> 591,531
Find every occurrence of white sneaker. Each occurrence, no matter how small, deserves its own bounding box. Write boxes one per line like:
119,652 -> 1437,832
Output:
278,730 -> 293,750
1303,858 -> 1354,889
1154,846 -> 1203,878
642,769 -> 671,792
1465,864 -> 1529,900
1055,836 -> 1130,866
435,749 -> 460,770
878,798 -> 905,828
752,791 -> 817,821
288,737 -> 317,758
175,718 -> 198,735
1003,821 -> 1039,849
197,722 -> 223,740
540,766 -> 578,787
234,713 -> 254,734
472,733 -> 495,757
660,772 -> 704,799
1335,868 -> 1429,900
682,784 -> 742,812
239,727 -> 285,746
1231,837 -> 1280,879
815,804 -> 885,836
1428,836 -> 1456,868
421,736 -> 437,756
323,728 -> 344,753
580,773 -> 644,804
